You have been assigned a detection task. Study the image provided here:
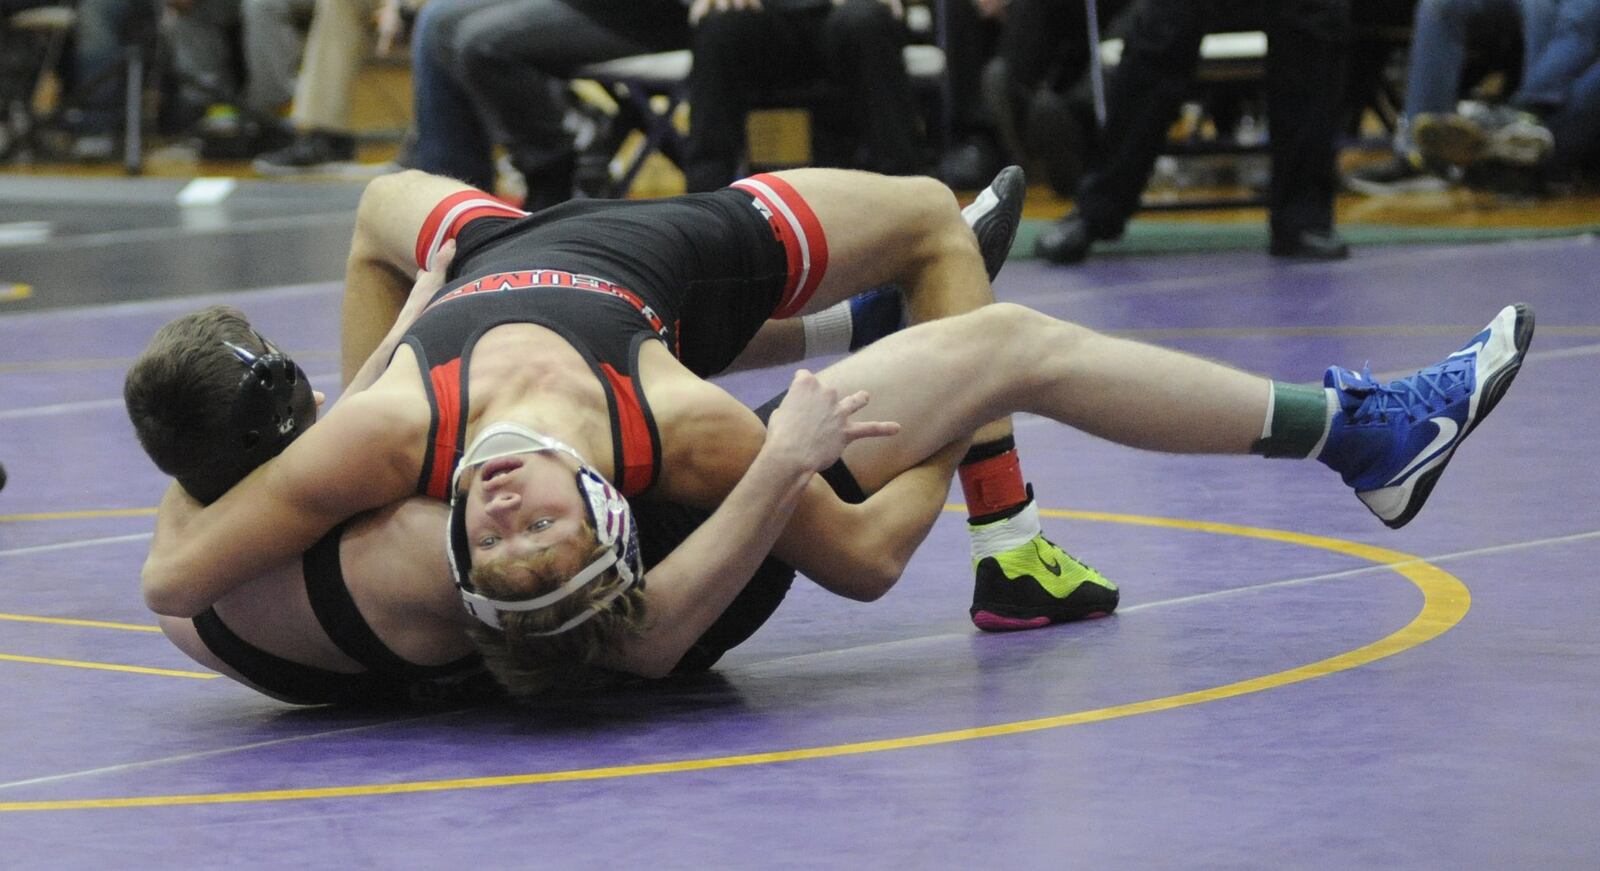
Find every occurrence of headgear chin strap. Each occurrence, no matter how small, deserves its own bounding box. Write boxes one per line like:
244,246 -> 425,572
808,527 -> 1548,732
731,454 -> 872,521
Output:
178,330 -> 317,505
447,422 -> 644,633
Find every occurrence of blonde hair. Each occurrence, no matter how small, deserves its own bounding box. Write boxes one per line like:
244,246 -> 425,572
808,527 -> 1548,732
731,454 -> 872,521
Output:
464,525 -> 649,699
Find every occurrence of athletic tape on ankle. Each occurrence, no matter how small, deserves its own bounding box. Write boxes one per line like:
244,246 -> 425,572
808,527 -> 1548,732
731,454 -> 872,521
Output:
969,500 -> 1042,561
959,449 -> 1027,517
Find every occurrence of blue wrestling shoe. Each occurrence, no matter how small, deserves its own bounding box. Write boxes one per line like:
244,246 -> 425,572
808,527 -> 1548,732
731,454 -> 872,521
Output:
961,165 -> 1026,282
1319,304 -> 1535,529
848,285 -> 906,350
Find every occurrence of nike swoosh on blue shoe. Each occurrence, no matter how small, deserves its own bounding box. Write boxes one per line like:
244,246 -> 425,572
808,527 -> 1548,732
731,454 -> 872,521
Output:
1385,416 -> 1458,486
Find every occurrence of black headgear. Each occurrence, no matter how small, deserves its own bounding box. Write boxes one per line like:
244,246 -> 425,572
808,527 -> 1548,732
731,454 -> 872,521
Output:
177,330 -> 316,505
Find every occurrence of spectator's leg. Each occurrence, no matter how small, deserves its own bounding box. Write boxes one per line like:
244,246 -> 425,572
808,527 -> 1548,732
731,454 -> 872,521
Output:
935,0 -> 1005,186
1400,0 -> 1505,152
1543,55 -> 1600,169
288,0 -> 366,135
166,0 -> 245,118
239,0 -> 309,115
410,0 -> 503,189
1072,0 -> 1204,236
819,0 -> 920,175
1264,0 -> 1350,243
70,0 -> 139,139
1512,0 -> 1600,111
453,0 -> 679,206
684,9 -> 790,192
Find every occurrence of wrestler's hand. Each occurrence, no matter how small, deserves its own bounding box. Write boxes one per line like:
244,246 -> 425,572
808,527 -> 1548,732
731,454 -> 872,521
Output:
339,241 -> 454,398
764,369 -> 900,474
394,240 -> 455,329
690,0 -> 762,26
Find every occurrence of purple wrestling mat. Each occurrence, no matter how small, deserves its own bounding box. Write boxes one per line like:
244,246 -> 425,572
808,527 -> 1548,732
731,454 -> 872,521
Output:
2,212 -> 1597,868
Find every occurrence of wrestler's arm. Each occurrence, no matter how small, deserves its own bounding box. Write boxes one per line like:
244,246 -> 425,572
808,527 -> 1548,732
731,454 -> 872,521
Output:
642,359 -> 966,618
342,170 -> 485,384
601,370 -> 898,677
140,387 -> 424,618
602,434 -> 964,676
341,241 -> 456,400
667,396 -> 963,603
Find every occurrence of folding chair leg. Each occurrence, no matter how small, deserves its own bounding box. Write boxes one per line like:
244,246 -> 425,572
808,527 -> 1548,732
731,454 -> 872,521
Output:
122,44 -> 142,175
608,85 -> 684,198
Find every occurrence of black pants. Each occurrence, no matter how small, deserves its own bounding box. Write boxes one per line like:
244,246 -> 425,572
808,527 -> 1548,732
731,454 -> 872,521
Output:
684,1 -> 921,192
1074,0 -> 1352,239
432,0 -> 688,176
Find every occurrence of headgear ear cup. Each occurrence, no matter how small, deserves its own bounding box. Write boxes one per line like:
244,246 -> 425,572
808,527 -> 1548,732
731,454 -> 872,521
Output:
178,331 -> 317,504
447,423 -> 645,630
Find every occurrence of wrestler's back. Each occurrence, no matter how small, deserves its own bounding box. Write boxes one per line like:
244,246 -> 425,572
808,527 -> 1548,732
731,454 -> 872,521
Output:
156,499 -> 475,702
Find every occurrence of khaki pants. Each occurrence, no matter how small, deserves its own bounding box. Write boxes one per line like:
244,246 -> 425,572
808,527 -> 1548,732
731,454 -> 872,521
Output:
290,0 -> 370,131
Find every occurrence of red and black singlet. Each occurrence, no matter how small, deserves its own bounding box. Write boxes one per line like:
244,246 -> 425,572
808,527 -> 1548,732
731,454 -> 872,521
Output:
399,177 -> 835,498
402,288 -> 665,502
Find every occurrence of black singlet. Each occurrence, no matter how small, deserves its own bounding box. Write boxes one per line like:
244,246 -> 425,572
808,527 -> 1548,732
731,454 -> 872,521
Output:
191,526 -> 501,707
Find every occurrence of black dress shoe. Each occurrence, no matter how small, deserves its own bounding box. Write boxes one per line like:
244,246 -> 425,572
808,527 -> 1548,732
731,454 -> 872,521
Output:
1270,228 -> 1351,261
1034,212 -> 1097,264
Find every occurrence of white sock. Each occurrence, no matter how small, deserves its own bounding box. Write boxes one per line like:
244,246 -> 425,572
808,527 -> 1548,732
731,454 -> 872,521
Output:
968,500 -> 1042,561
801,300 -> 856,357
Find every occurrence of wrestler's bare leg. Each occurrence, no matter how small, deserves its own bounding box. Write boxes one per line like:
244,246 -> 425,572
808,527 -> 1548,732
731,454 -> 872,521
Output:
339,170 -> 893,382
764,169 -> 1011,446
341,171 -> 483,383
815,304 -> 1270,494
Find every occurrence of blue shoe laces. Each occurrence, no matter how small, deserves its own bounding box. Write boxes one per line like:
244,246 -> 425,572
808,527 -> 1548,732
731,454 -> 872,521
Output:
1349,360 -> 1471,425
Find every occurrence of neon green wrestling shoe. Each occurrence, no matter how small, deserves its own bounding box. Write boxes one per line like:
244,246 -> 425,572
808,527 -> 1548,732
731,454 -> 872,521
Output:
968,502 -> 1119,632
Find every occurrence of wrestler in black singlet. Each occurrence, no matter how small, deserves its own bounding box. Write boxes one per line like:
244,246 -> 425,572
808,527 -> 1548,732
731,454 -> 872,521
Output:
191,526 -> 501,707
188,182 -> 851,701
188,459 -> 860,702
403,182 -> 815,500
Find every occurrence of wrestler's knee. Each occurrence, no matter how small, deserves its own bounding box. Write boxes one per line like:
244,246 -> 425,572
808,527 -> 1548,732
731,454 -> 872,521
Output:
965,303 -> 1084,366
352,170 -> 425,252
892,175 -> 973,261
356,170 -> 418,225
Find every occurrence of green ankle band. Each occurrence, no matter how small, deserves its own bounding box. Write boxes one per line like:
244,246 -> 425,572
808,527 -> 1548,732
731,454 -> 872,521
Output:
1253,382 -> 1331,459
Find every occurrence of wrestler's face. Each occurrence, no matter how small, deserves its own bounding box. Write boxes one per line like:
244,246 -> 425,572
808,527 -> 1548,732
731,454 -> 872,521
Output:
462,452 -> 589,567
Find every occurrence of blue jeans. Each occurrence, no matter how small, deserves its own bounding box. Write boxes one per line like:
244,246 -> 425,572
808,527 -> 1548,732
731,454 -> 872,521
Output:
1401,0 -> 1600,164
409,0 -> 687,193
409,0 -> 499,189
71,0 -> 144,132
1515,0 -> 1600,108
1399,0 -> 1600,158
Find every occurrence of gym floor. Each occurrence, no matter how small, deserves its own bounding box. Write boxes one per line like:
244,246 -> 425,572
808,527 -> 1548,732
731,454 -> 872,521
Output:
1,173 -> 1597,868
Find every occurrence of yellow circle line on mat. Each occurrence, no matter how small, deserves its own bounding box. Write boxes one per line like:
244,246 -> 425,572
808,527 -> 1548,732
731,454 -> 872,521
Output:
0,510 -> 1470,813
0,509 -> 156,523
0,612 -> 161,632
0,653 -> 216,680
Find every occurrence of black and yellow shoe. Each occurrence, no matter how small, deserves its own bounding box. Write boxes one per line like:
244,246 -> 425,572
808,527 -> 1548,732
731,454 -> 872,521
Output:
969,532 -> 1119,632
